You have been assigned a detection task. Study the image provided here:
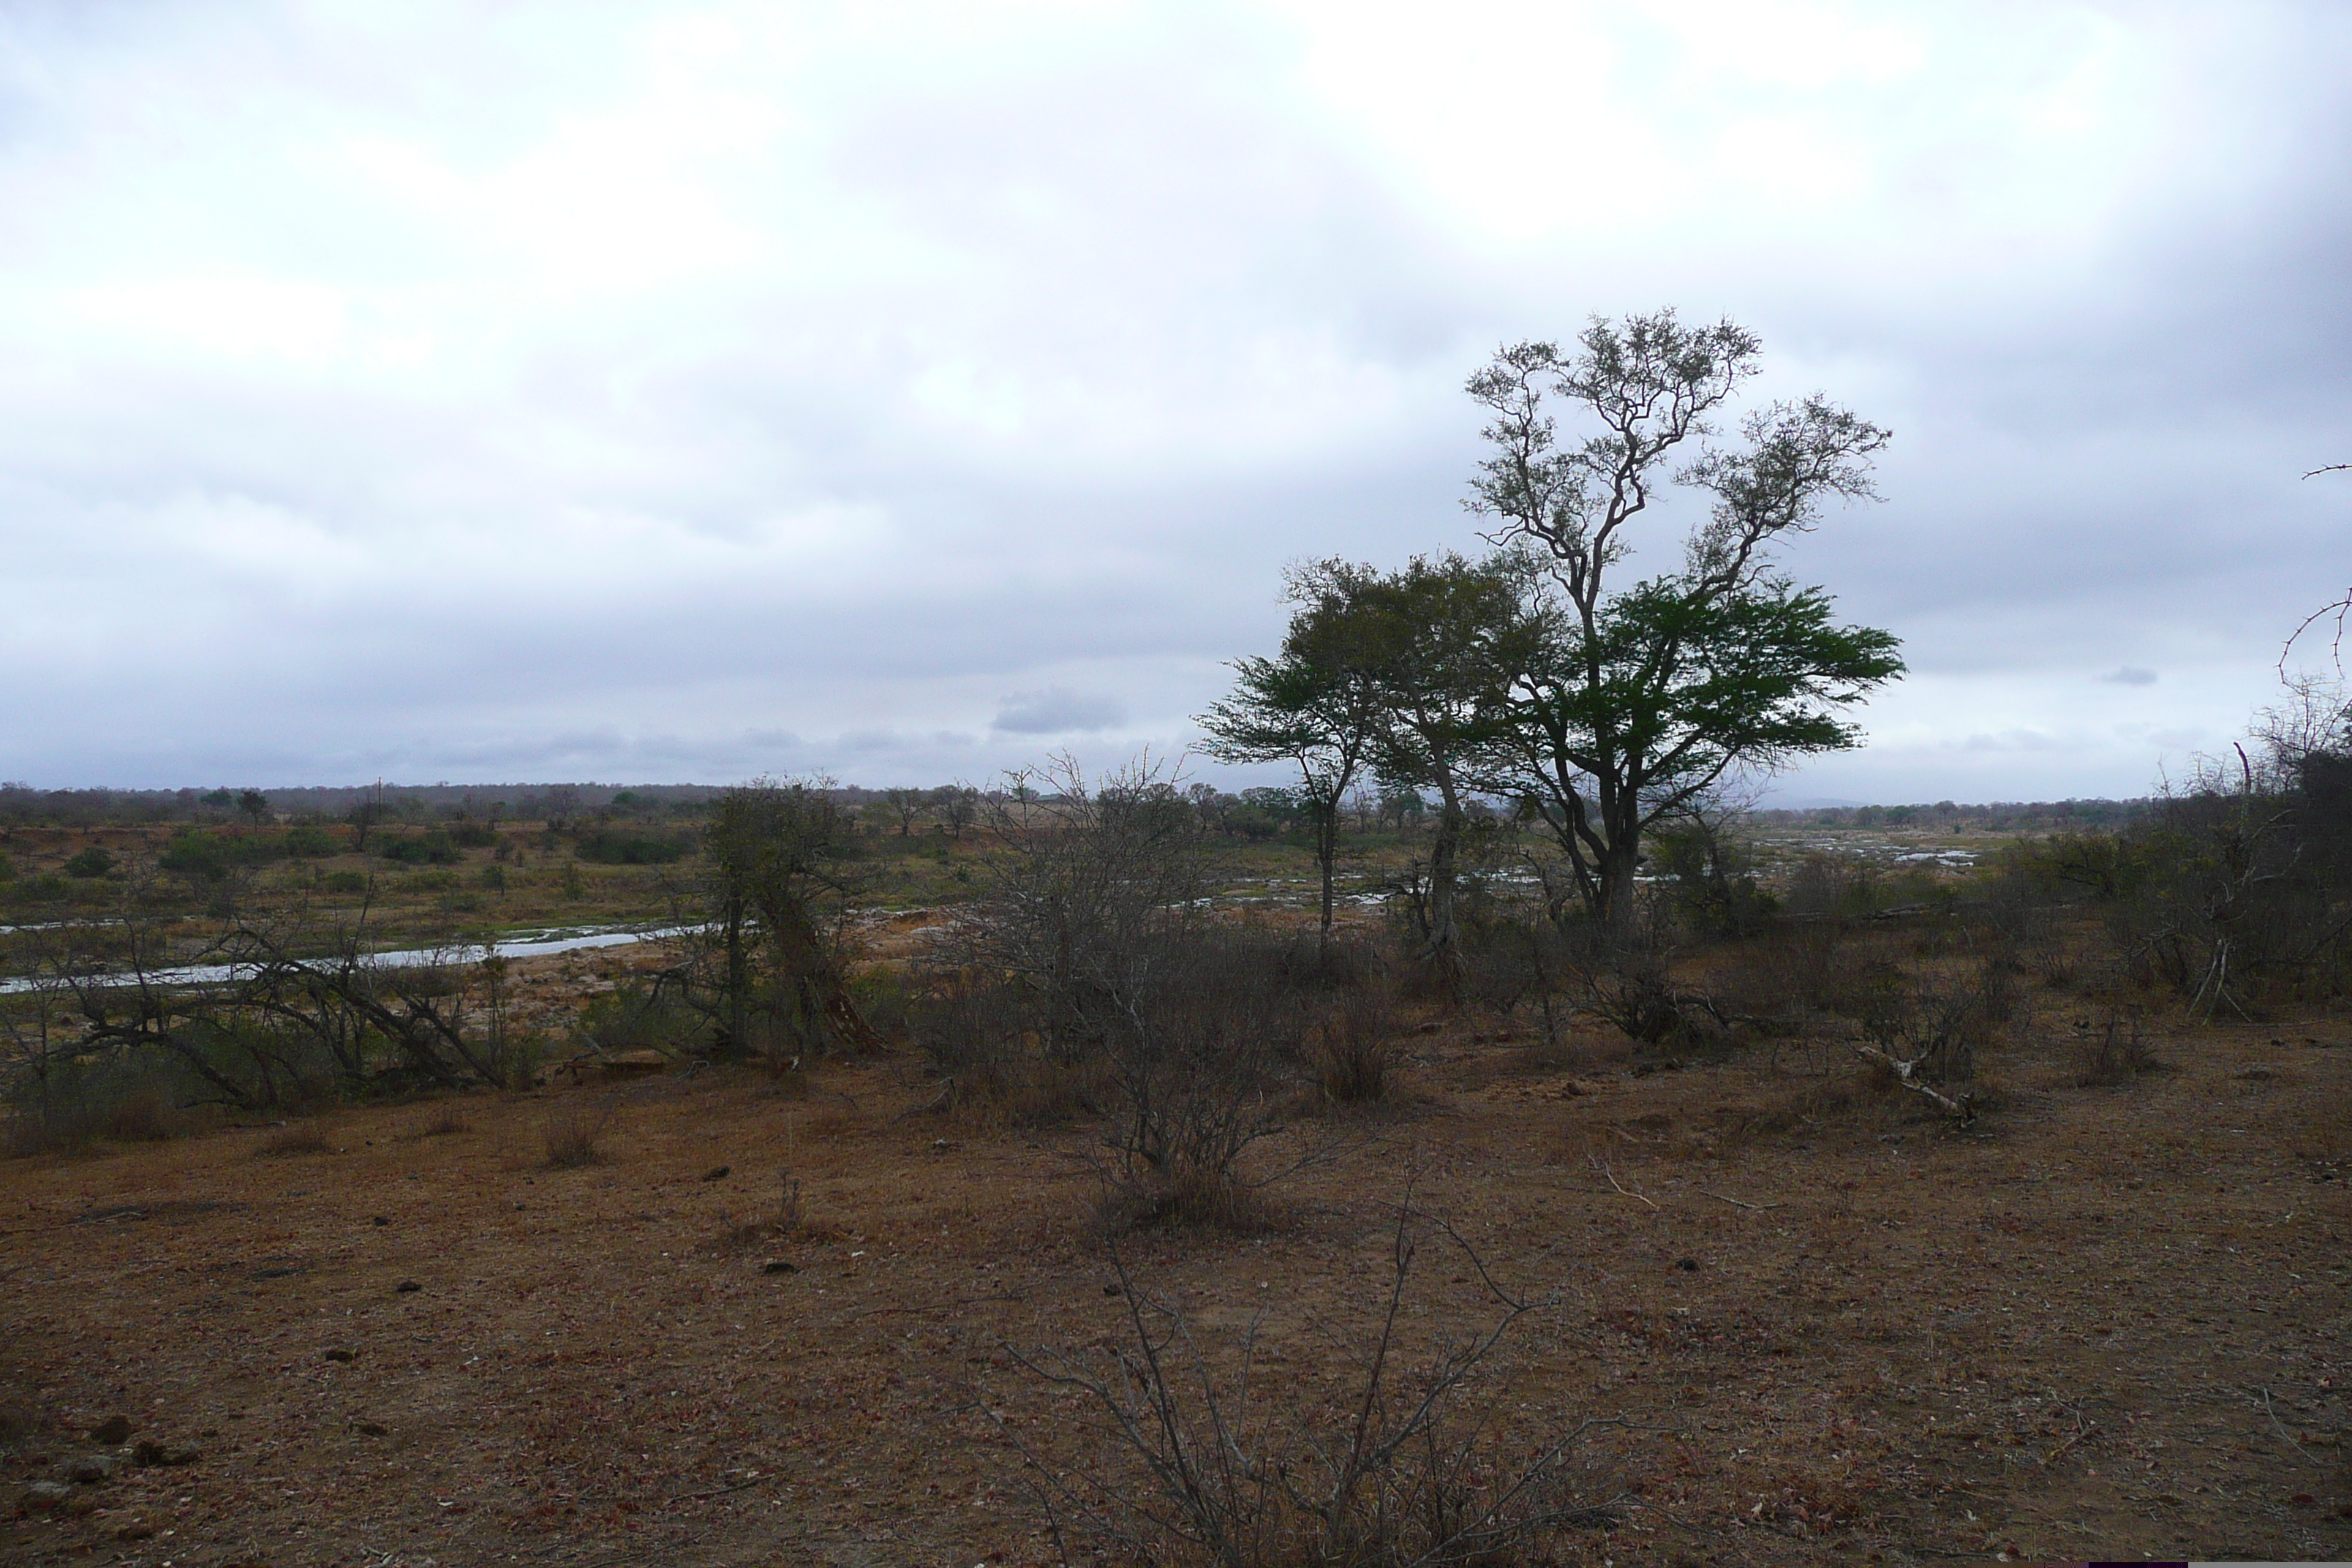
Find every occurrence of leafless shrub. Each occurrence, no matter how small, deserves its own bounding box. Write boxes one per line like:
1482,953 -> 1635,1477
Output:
1846,960 -> 2016,1122
931,759 -> 1336,1226
1550,916 -> 1738,1055
540,1096 -> 615,1169
2070,1009 -> 2162,1086
1858,961 -> 2013,1085
717,1169 -> 809,1251
993,1199 -> 1629,1567
1093,935 -> 1311,1231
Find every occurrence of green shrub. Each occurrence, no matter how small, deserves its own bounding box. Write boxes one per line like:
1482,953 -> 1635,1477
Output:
159,829 -> 241,878
450,822 -> 498,848
63,846 -> 114,878
576,985 -> 705,1055
478,864 -> 507,892
575,829 -> 692,865
322,870 -> 369,894
15,874 -> 70,903
380,832 -> 460,865
404,869 -> 462,892
282,825 -> 339,857
0,852 -> 13,882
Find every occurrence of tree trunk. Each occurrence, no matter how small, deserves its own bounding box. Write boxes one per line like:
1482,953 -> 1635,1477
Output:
1424,796 -> 1466,991
1597,835 -> 1642,938
1314,802 -> 1339,965
722,892 -> 749,1059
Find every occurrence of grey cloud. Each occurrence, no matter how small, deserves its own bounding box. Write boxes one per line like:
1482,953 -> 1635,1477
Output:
992,689 -> 1128,736
2100,667 -> 2160,686
1,4 -> 2349,802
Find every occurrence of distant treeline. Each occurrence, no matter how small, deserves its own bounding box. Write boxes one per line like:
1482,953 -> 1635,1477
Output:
1747,799 -> 2150,832
0,781 -> 731,828
1,777 -> 2151,836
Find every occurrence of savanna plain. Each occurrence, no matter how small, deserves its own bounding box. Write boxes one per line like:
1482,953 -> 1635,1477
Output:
1,794 -> 2348,1567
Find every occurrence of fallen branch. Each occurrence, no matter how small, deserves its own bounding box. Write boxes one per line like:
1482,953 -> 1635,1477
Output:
1592,1158 -> 1659,1209
1853,1045 -> 1976,1123
1701,1190 -> 1783,1212
665,1471 -> 766,1502
2042,1402 -> 2099,1465
2253,1386 -> 2322,1469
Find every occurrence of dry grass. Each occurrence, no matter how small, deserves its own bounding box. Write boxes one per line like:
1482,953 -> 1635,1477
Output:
416,1104 -> 471,1137
1308,989 -> 1395,1104
538,1096 -> 614,1169
252,1122 -> 331,1158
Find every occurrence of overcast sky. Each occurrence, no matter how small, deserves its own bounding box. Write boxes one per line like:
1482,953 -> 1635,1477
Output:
2,1 -> 2347,802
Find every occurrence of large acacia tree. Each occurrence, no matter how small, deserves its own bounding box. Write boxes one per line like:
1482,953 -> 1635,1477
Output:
1466,312 -> 1904,932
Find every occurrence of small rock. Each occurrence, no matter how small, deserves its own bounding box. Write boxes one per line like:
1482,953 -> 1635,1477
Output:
1559,1082 -> 1584,1098
20,1479 -> 72,1510
1676,1258 -> 1700,1273
132,1440 -> 201,1468
64,1455 -> 118,1484
761,1259 -> 799,1275
113,1517 -> 158,1542
396,1280 -> 422,1294
372,1215 -> 389,1226
352,1421 -> 389,1438
702,1164 -> 731,1181
88,1414 -> 132,1445
323,1347 -> 356,1363
1104,1283 -> 1123,1296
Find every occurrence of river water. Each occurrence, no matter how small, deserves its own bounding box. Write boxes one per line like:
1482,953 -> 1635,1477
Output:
0,922 -> 701,995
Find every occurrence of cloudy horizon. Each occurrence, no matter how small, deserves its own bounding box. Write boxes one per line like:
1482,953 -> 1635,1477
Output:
3,1 -> 2348,804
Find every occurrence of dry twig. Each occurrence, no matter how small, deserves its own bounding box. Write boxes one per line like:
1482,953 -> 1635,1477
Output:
1592,1157 -> 1659,1209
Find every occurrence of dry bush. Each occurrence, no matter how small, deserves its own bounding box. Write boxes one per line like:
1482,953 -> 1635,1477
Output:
255,1122 -> 331,1158
1309,985 -> 1395,1104
1091,1166 -> 1284,1237
925,832 -> 1327,1224
2068,1009 -> 2163,1086
995,1202 -> 1626,1566
716,1170 -> 810,1251
540,1096 -> 615,1169
99,1088 -> 192,1143
418,1104 -> 470,1137
1856,960 -> 2016,1085
5,1074 -> 201,1156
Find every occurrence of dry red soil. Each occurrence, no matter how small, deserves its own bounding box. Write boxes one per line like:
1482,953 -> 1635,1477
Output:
4,988 -> 2350,1567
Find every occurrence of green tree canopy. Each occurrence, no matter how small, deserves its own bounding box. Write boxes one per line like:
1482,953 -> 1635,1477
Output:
1466,310 -> 1904,931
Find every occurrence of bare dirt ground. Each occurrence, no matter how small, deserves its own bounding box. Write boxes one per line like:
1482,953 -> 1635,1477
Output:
4,956 -> 2351,1567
